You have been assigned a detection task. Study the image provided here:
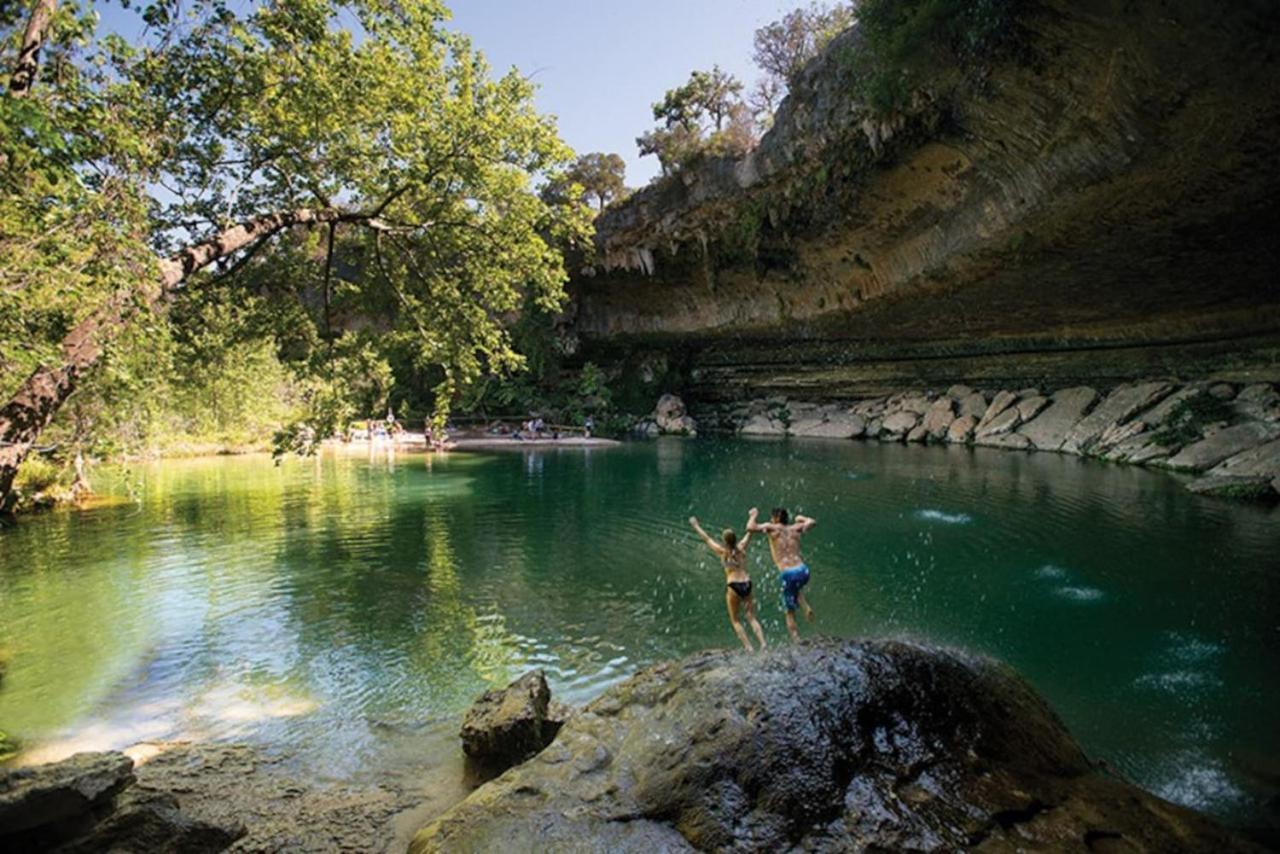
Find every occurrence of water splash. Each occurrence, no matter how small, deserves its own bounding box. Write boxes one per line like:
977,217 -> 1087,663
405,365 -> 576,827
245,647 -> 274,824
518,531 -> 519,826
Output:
1054,586 -> 1105,602
1035,564 -> 1068,580
914,509 -> 973,525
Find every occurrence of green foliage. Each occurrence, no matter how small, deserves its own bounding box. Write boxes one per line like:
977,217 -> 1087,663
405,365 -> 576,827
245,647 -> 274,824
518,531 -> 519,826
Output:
545,152 -> 628,211
637,65 -> 756,174
13,456 -> 64,496
1,0 -> 594,463
847,0 -> 1020,114
0,730 -> 18,763
1151,395 -> 1234,448
753,2 -> 855,86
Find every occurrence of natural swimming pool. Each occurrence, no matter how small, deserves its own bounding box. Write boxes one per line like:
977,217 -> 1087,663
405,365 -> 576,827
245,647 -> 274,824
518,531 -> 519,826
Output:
0,439 -> 1275,825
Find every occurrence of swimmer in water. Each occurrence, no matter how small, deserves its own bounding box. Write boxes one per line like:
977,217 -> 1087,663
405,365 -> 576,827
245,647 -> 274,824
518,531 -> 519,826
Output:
747,506 -> 816,642
689,513 -> 767,652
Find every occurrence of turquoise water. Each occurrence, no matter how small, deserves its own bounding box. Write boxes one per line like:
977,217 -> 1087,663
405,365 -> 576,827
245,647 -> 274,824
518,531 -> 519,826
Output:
0,439 -> 1275,824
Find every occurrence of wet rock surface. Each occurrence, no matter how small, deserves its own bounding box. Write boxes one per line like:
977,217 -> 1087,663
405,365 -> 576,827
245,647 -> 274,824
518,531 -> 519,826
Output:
460,670 -> 565,772
411,639 -> 1260,853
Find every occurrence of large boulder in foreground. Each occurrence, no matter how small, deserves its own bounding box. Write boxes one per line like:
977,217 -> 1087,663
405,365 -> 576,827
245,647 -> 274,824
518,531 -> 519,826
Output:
460,670 -> 566,771
413,639 -> 1258,853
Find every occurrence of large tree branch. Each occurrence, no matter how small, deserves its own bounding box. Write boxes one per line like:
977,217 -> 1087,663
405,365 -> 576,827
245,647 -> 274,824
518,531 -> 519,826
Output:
7,0 -> 57,98
0,204 -> 397,507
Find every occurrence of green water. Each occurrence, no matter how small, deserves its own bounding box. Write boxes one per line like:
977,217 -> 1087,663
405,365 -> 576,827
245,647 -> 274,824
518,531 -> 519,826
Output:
0,439 -> 1276,823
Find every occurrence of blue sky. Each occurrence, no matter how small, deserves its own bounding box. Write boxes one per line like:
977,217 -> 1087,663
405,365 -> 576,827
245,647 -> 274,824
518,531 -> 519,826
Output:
443,1 -> 800,186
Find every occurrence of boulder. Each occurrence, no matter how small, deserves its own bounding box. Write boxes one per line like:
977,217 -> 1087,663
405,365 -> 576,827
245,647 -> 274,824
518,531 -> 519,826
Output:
460,670 -> 564,770
906,424 -> 929,443
976,432 -> 1033,450
1208,382 -> 1236,400
897,393 -> 932,416
0,751 -> 133,836
945,384 -> 974,400
974,405 -> 1020,439
653,395 -> 697,436
1058,382 -> 1172,455
1140,386 -> 1200,427
411,640 -> 1256,854
880,411 -> 918,439
1233,383 -> 1280,422
946,414 -> 977,443
975,390 -> 1018,433
1017,386 -> 1100,450
1095,419 -> 1146,452
921,397 -> 955,439
1015,394 -> 1049,422
1206,438 -> 1280,481
633,420 -> 660,439
0,751 -> 240,853
864,417 -> 883,439
791,413 -> 865,439
1164,422 -> 1280,472
850,398 -> 886,418
55,789 -> 241,854
739,413 -> 787,436
1186,475 -> 1277,500
957,391 -> 988,419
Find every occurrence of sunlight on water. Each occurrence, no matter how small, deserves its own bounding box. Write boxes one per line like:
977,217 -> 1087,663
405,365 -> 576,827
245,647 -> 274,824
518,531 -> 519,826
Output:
0,440 -> 1276,824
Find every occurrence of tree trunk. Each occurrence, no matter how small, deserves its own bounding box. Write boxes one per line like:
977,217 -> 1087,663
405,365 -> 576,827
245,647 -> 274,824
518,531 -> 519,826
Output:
0,207 -> 363,508
8,0 -> 57,98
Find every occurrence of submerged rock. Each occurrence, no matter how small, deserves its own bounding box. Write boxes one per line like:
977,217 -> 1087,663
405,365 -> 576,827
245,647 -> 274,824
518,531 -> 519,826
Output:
412,640 -> 1257,853
460,670 -> 565,771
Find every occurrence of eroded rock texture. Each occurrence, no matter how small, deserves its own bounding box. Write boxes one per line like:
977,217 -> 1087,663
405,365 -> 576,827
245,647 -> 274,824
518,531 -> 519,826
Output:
571,0 -> 1280,401
411,639 -> 1258,853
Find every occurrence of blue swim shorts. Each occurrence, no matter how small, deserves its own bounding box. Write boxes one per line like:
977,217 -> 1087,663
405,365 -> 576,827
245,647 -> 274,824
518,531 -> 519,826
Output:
779,564 -> 810,612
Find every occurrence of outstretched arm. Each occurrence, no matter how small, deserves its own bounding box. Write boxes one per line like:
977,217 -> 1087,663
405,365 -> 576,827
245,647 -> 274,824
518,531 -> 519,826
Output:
689,517 -> 725,554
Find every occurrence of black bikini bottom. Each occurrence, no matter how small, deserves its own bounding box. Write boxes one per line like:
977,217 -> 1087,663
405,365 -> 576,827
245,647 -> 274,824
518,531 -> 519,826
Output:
727,580 -> 753,599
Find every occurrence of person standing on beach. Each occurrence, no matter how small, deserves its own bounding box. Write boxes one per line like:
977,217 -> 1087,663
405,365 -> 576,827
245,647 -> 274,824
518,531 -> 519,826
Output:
747,507 -> 817,642
689,513 -> 767,652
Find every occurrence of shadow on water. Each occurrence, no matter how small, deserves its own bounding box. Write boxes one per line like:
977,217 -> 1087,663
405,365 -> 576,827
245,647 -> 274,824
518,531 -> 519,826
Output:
0,440 -> 1275,826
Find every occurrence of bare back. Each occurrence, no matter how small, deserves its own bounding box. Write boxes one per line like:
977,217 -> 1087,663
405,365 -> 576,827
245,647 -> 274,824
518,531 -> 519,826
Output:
765,526 -> 805,570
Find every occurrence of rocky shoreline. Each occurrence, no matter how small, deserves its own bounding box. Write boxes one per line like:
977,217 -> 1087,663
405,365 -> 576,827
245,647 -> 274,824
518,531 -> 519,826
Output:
412,639 -> 1266,852
639,381 -> 1280,500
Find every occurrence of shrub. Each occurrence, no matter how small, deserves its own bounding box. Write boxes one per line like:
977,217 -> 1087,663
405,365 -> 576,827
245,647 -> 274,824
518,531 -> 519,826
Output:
1151,395 -> 1235,447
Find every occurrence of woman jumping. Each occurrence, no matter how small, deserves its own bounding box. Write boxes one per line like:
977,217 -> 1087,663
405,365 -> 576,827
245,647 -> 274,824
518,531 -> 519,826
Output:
689,513 -> 767,652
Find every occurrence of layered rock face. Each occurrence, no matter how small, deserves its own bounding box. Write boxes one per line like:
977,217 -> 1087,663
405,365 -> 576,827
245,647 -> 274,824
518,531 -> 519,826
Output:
571,0 -> 1280,401
412,639 -> 1259,852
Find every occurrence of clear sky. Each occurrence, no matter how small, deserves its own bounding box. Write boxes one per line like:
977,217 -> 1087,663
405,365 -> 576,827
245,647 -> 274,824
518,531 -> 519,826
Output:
445,0 -> 804,186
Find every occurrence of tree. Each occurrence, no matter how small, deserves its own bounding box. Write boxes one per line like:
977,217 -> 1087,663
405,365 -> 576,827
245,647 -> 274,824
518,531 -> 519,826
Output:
0,0 -> 592,507
752,2 -> 856,116
544,152 -> 627,211
637,65 -> 755,174
754,2 -> 856,85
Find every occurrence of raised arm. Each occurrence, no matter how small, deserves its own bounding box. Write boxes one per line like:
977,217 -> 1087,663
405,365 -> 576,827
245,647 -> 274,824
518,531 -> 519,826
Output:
745,507 -> 767,533
793,514 -> 817,532
689,516 -> 725,554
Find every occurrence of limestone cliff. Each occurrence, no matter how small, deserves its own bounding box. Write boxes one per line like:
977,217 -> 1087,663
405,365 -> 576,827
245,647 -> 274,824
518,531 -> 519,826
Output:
570,0 -> 1280,403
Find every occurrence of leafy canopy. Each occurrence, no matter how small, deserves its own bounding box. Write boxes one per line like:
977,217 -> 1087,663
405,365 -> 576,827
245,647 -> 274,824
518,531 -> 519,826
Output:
1,0 -> 592,450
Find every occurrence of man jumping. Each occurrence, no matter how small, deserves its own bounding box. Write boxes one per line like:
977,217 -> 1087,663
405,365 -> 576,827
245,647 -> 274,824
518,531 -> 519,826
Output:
747,507 -> 816,642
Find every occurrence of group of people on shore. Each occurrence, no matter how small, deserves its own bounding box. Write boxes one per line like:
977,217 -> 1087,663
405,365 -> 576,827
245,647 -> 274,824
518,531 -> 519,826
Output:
689,507 -> 816,650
